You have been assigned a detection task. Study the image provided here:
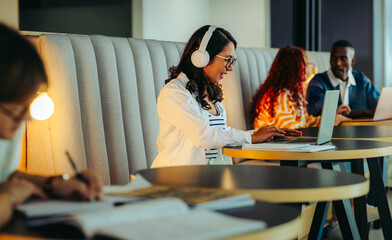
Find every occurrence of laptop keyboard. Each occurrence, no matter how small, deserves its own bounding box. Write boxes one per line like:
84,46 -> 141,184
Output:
285,138 -> 316,144
272,137 -> 316,144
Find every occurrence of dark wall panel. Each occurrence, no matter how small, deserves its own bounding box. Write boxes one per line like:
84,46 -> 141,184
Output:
321,0 -> 373,79
271,0 -> 293,48
271,0 -> 373,80
19,0 -> 132,37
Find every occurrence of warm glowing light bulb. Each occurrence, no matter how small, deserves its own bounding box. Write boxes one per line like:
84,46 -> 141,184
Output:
30,93 -> 55,120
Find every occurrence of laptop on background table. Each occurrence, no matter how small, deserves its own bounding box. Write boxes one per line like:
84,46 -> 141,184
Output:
345,87 -> 392,121
272,90 -> 339,145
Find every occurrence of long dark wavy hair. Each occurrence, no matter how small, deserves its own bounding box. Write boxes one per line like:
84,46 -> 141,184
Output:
0,24 -> 47,103
165,25 -> 237,110
250,45 -> 308,121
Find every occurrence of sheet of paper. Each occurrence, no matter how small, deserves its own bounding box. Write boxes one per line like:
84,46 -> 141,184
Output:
103,194 -> 143,204
72,197 -> 190,238
193,193 -> 255,211
103,174 -> 152,194
97,209 -> 266,240
282,145 -> 336,152
242,143 -> 310,150
16,200 -> 113,218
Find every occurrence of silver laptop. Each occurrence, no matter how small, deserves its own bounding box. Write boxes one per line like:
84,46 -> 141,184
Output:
345,87 -> 392,121
273,90 -> 339,145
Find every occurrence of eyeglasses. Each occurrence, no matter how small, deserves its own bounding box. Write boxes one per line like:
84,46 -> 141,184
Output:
216,55 -> 237,70
0,103 -> 30,122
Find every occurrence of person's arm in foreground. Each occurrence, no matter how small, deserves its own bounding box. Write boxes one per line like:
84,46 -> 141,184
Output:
0,177 -> 47,227
11,170 -> 103,201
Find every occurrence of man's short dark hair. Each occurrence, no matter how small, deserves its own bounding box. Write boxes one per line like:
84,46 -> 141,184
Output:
331,40 -> 354,51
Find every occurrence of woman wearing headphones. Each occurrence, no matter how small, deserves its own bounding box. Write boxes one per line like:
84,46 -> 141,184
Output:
0,24 -> 102,227
152,25 -> 301,167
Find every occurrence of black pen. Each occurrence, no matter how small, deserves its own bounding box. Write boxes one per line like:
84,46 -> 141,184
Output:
65,151 -> 95,202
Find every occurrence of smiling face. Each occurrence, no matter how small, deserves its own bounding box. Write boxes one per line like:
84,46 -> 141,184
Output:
203,42 -> 235,84
330,46 -> 355,81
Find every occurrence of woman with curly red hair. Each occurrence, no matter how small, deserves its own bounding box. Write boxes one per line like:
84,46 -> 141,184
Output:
250,46 -> 320,129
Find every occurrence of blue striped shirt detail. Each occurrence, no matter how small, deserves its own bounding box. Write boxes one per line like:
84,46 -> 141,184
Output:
205,105 -> 227,163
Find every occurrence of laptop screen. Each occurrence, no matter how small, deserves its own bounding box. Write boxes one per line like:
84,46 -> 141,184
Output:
373,87 -> 392,121
316,90 -> 339,145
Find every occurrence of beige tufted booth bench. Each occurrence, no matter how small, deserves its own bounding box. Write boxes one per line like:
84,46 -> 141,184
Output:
24,34 -> 330,185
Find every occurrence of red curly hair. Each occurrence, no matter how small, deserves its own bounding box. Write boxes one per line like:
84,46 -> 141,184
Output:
250,45 -> 308,121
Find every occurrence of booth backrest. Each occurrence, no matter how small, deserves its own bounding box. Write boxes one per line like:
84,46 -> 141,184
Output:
25,34 -> 329,185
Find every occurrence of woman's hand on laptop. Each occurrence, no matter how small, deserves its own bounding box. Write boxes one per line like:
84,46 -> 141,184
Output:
337,105 -> 351,116
251,125 -> 286,143
280,128 -> 302,136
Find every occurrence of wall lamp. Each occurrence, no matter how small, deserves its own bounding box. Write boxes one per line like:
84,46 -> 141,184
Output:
30,91 -> 54,120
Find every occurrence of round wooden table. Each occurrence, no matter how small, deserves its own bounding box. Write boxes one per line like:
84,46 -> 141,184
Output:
136,165 -> 368,203
298,126 -> 392,239
223,139 -> 392,240
2,200 -> 301,240
138,165 -> 369,239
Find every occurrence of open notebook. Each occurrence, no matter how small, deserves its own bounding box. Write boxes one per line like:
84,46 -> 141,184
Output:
345,87 -> 392,121
25,198 -> 266,240
17,175 -> 254,218
21,175 -> 265,240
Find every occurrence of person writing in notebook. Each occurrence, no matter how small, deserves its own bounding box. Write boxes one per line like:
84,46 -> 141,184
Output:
0,24 -> 103,228
250,46 -> 348,129
151,25 -> 301,167
306,40 -> 379,116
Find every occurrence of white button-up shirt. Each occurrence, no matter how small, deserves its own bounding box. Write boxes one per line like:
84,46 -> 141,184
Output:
152,73 -> 252,167
327,68 -> 356,106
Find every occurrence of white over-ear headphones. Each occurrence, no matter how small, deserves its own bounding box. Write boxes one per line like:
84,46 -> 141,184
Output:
191,25 -> 218,68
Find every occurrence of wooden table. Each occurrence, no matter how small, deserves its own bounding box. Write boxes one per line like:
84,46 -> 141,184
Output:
2,200 -> 300,240
300,126 -> 392,239
137,165 -> 368,203
223,139 -> 392,240
137,165 -> 369,239
341,119 -> 392,126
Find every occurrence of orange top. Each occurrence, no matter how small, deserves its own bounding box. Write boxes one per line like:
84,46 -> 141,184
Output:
254,89 -> 321,129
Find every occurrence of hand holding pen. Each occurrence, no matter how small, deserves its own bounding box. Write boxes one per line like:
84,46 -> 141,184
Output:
58,151 -> 103,201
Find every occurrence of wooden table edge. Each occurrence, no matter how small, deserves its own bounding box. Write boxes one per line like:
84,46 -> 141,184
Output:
332,137 -> 392,143
341,120 -> 392,126
153,178 -> 369,203
223,144 -> 392,160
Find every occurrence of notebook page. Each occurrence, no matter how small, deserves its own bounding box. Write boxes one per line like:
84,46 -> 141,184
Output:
16,200 -> 113,218
72,198 -> 189,238
97,210 -> 266,240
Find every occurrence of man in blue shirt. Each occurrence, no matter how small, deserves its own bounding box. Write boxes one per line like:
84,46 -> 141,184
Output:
306,40 -> 379,116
